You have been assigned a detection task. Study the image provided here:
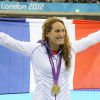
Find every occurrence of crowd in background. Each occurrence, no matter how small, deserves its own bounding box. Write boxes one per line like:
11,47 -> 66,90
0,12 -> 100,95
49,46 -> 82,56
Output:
1,0 -> 100,3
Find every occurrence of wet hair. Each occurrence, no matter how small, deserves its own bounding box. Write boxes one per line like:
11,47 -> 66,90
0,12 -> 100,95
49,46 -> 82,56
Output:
42,17 -> 71,69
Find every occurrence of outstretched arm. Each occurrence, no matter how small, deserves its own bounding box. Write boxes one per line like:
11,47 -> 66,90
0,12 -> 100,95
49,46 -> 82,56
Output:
71,31 -> 100,53
0,32 -> 36,56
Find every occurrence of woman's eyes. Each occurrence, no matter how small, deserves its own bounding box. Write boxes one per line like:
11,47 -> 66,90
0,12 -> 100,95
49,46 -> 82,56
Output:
55,29 -> 65,33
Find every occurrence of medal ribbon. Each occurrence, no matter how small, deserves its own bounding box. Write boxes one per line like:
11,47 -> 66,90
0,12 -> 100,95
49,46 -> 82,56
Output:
44,42 -> 62,84
48,55 -> 62,84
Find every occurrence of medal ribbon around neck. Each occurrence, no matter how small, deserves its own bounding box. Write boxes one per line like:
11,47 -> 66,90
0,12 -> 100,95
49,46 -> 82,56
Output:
44,42 -> 62,95
48,54 -> 62,84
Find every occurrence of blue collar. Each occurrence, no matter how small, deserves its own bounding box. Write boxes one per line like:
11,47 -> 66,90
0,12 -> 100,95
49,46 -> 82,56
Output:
38,40 -> 62,57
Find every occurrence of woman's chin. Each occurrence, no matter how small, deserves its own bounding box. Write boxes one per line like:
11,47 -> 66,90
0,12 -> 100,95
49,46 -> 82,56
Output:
56,42 -> 64,45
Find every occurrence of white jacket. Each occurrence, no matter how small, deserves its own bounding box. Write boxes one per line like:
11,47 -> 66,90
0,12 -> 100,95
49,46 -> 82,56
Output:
0,31 -> 100,100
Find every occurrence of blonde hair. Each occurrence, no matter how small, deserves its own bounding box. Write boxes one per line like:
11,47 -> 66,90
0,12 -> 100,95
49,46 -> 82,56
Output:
42,17 -> 71,69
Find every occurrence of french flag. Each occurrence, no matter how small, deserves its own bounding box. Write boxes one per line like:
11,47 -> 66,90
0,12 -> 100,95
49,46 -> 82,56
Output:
0,18 -> 100,94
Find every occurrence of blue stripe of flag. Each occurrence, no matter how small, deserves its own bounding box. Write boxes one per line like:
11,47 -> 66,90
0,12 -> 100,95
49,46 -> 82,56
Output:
0,18 -> 30,94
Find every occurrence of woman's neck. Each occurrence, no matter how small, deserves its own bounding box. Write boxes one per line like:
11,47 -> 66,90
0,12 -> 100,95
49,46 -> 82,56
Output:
49,44 -> 59,51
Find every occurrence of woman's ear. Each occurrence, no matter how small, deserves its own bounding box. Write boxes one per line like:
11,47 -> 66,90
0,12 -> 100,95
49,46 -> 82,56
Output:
46,33 -> 49,38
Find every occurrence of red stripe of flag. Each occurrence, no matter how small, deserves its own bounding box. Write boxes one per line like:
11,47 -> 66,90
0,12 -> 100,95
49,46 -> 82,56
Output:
73,20 -> 100,89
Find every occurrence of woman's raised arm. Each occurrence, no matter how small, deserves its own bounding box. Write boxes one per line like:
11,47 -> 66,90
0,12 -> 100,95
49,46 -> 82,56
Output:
71,30 -> 100,53
0,32 -> 37,56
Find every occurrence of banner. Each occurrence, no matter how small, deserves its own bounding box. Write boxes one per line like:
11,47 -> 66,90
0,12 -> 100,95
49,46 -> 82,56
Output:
0,1 -> 100,12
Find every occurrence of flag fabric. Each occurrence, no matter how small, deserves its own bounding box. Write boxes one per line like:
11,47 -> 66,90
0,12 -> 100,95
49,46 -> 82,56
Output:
73,20 -> 100,89
0,18 -> 100,94
0,18 -> 30,94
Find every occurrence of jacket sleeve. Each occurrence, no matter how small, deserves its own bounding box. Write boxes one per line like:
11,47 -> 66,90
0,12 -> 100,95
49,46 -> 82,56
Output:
71,31 -> 100,53
0,32 -> 36,56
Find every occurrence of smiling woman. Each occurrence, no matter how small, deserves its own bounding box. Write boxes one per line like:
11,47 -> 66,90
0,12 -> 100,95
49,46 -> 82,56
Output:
0,17 -> 100,100
46,22 -> 66,50
41,17 -> 72,72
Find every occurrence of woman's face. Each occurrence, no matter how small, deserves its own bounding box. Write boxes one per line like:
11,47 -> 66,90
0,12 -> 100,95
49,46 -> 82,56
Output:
46,21 -> 66,50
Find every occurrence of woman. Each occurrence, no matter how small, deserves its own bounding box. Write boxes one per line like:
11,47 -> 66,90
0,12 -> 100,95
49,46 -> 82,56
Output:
0,17 -> 100,100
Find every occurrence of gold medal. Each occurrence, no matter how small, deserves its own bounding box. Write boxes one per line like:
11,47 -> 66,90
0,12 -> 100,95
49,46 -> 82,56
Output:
52,84 -> 60,95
